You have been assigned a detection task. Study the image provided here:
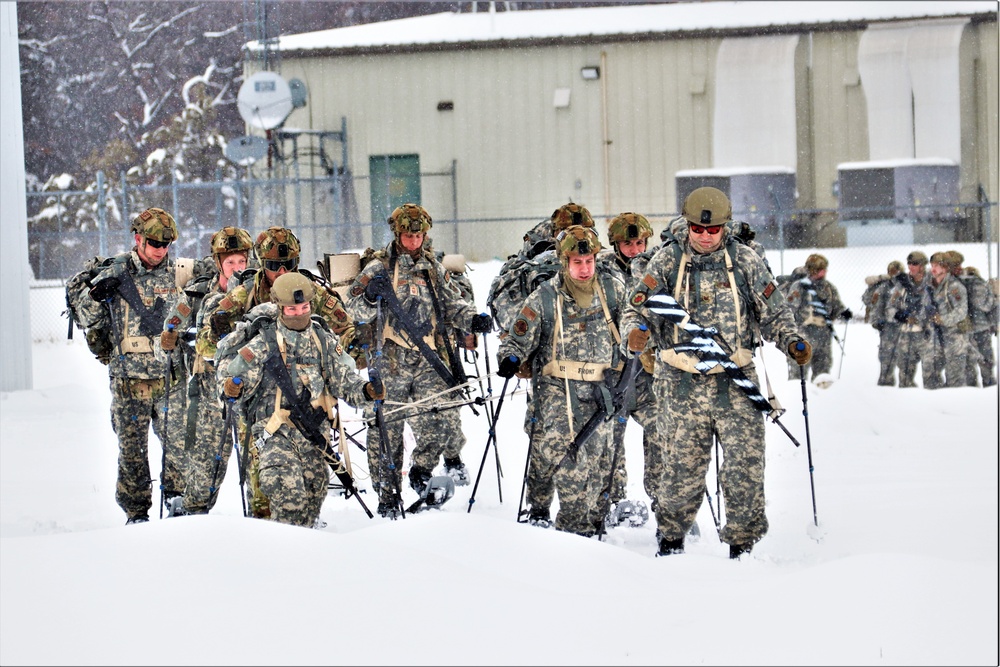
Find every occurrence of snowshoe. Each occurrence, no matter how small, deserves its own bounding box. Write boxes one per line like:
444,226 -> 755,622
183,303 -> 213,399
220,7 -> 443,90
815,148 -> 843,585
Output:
407,475 -> 456,513
443,457 -> 470,486
606,499 -> 649,528
527,507 -> 552,529
125,514 -> 149,525
377,501 -> 403,520
166,496 -> 186,518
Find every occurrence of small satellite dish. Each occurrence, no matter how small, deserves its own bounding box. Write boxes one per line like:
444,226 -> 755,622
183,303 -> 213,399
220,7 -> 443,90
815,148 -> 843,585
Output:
237,71 -> 294,130
224,135 -> 269,166
289,78 -> 308,109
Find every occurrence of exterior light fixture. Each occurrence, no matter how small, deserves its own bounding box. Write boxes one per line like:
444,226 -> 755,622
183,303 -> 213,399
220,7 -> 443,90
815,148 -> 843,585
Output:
580,66 -> 600,80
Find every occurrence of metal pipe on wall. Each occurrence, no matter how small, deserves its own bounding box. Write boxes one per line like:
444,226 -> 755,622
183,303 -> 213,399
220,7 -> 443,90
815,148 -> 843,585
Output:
600,50 -> 611,218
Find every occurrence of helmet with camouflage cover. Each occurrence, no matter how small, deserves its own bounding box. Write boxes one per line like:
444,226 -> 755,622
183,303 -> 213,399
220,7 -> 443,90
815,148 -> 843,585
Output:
255,226 -> 300,263
210,226 -> 253,258
607,212 -> 653,244
805,253 -> 828,274
130,208 -> 178,243
270,271 -> 315,307
907,250 -> 928,266
556,225 -> 602,259
887,260 -> 904,276
388,203 -> 432,235
551,203 -> 595,232
682,187 -> 732,226
942,250 -> 964,270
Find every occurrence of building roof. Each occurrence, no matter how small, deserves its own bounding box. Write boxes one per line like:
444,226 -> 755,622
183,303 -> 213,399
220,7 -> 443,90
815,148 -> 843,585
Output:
253,1 -> 998,55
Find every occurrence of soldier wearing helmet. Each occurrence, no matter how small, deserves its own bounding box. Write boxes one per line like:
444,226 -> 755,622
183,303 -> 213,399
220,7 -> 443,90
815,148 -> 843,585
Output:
595,212 -> 658,529
782,251 -> 850,384
157,225 -> 253,517
204,225 -> 368,519
346,203 -> 493,518
497,224 -> 630,537
620,186 -> 808,558
916,250 -> 972,388
218,272 -> 385,528
862,258 -> 908,385
886,250 -> 934,387
87,207 -> 185,524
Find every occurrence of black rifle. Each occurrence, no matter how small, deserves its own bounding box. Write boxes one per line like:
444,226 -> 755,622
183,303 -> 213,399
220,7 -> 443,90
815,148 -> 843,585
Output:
364,273 -> 457,388
568,350 -> 644,461
260,351 -> 374,518
366,297 -> 405,519
94,267 -> 166,336
421,268 -> 477,414
645,291 -> 803,448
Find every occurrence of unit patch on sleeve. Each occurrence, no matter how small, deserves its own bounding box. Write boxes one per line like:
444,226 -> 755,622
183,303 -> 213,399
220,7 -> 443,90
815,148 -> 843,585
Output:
512,318 -> 529,337
239,347 -> 255,362
762,282 -> 776,299
520,306 -> 537,321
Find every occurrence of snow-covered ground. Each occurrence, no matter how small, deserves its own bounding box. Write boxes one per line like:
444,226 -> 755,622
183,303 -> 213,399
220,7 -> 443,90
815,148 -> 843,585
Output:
1,247 -> 997,666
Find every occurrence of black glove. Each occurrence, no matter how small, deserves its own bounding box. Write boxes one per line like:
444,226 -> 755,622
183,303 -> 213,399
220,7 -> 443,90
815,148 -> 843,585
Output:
497,355 -> 520,379
363,274 -> 390,304
873,322 -> 885,332
841,308 -> 853,321
210,311 -> 233,338
470,313 -> 493,334
89,275 -> 120,302
893,310 -> 910,323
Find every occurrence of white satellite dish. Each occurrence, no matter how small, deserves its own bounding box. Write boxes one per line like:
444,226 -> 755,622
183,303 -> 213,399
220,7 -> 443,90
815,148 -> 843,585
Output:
237,71 -> 294,130
224,135 -> 269,166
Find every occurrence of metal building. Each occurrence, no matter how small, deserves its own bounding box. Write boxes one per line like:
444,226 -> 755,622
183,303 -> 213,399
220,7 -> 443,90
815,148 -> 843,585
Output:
246,1 -> 999,261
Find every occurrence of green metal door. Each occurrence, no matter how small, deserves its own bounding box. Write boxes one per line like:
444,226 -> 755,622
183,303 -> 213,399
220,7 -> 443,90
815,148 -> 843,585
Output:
369,154 -> 421,248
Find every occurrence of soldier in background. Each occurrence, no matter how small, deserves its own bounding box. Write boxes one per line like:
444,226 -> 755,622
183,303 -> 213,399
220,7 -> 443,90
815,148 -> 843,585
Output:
159,226 -> 253,515
886,252 -> 932,388
862,260 -> 905,386
943,251 -> 996,387
918,252 -> 970,389
87,208 -> 184,524
782,253 -> 851,384
498,225 -> 628,537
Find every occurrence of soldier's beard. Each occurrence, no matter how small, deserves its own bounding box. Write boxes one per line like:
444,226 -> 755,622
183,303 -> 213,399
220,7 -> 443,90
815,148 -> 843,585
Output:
563,272 -> 596,308
280,313 -> 312,331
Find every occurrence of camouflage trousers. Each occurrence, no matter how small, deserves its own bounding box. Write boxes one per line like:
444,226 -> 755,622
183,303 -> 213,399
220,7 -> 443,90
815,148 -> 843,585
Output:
965,330 -> 997,387
251,422 -> 329,527
920,326 -> 969,389
181,370 -> 240,514
653,368 -> 768,547
109,372 -> 187,520
364,344 -> 466,504
788,323 -> 836,381
876,323 -> 901,385
604,369 -> 661,506
893,329 -> 928,388
525,378 -> 612,537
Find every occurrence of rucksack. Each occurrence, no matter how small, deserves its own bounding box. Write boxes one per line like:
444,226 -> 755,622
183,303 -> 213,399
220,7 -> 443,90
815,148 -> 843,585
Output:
486,249 -> 562,333
63,255 -> 117,360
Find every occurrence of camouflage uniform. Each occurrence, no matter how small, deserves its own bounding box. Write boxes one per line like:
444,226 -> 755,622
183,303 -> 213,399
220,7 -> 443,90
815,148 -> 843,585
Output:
620,232 -> 802,551
919,269 -> 970,389
959,268 -> 997,387
498,227 -> 628,537
220,316 -> 370,528
861,265 -> 904,386
886,272 -> 932,388
89,210 -> 185,522
346,238 -> 483,510
783,271 -> 846,381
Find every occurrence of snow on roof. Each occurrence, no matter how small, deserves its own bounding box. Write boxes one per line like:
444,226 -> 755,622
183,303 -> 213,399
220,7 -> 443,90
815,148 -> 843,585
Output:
837,158 -> 959,170
257,1 -> 998,53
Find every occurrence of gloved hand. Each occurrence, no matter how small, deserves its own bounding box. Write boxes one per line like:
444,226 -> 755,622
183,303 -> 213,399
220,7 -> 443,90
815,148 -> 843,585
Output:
352,321 -> 374,350
364,381 -> 386,401
210,311 -> 233,338
873,322 -> 885,332
363,274 -> 390,304
788,339 -> 812,366
497,354 -> 520,379
841,308 -> 853,321
893,310 -> 910,323
462,333 -> 478,350
160,329 -> 179,351
88,275 -> 120,302
223,377 -> 243,398
931,313 -> 942,325
627,325 -> 650,353
470,313 -> 493,334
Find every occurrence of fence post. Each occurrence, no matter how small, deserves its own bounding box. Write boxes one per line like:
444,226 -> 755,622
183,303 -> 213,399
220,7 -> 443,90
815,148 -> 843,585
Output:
769,185 -> 786,276
451,158 -> 459,254
96,170 -> 107,257
120,170 -> 129,242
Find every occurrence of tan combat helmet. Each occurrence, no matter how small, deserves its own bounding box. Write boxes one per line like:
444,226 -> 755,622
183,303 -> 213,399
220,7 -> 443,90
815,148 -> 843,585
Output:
682,187 -> 732,226
270,271 -> 315,306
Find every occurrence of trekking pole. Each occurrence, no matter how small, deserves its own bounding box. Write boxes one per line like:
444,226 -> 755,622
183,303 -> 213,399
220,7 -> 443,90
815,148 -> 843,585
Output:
209,382 -> 240,506
516,393 -> 536,524
480,333 -> 504,498
837,318 -> 849,379
467,374 -> 511,513
706,434 -> 723,536
159,323 -> 175,519
798,359 -> 819,526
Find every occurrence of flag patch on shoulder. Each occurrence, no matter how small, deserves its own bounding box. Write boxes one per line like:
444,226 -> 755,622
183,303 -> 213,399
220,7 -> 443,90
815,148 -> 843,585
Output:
521,306 -> 537,321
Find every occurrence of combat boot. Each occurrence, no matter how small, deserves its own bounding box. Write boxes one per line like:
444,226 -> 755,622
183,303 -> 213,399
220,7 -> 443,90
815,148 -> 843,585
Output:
656,534 -> 684,556
443,456 -> 470,486
409,465 -> 432,495
729,543 -> 753,560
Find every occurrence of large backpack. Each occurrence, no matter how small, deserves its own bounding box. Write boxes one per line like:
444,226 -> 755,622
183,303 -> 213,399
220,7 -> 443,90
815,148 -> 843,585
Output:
486,249 -> 562,334
63,256 -> 117,361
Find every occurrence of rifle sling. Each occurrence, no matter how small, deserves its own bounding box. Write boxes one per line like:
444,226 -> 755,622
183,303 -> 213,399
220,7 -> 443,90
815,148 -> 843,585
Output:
115,266 -> 166,336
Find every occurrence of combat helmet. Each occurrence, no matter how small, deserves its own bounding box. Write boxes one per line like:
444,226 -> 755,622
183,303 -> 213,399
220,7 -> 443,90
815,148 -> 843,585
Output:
608,212 -> 653,244
682,187 -> 732,226
270,271 -> 315,307
389,203 -> 432,235
255,227 -> 300,270
805,253 -> 828,274
556,224 -> 602,259
210,226 -> 253,258
551,203 -> 595,232
130,208 -> 178,243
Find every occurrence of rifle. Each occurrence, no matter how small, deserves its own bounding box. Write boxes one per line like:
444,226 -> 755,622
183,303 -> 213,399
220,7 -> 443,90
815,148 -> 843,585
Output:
363,273 -> 457,388
259,350 -> 374,519
644,291 -> 803,448
568,348 -> 644,462
366,296 -> 406,519
421,268 -> 477,414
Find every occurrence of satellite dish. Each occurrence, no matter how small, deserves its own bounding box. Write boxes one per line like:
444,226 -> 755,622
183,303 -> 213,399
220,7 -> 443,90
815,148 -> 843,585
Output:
224,135 -> 269,166
288,78 -> 308,109
237,72 -> 294,130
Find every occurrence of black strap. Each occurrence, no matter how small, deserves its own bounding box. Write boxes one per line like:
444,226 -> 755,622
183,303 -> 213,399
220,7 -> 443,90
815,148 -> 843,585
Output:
115,266 -> 166,336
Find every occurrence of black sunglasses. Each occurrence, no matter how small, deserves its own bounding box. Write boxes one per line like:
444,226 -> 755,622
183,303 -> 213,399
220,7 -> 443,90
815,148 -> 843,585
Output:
264,259 -> 298,272
145,238 -> 171,249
